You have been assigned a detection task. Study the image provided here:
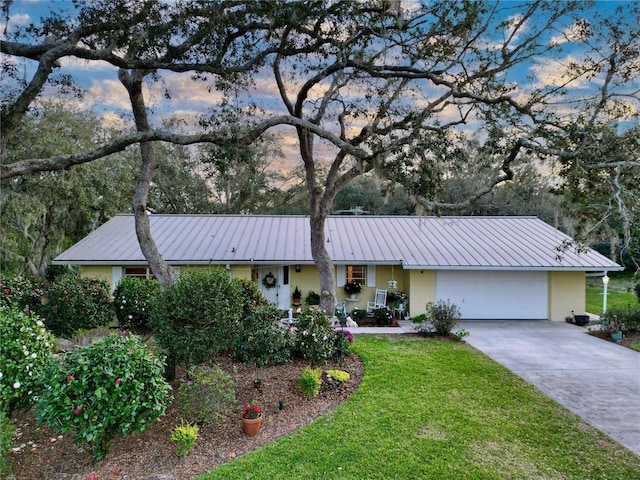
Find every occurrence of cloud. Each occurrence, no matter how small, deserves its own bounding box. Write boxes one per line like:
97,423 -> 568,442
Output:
550,20 -> 590,46
528,55 -> 592,90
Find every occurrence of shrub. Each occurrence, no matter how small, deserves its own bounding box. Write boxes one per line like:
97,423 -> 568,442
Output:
325,369 -> 350,383
294,307 -> 337,366
304,290 -> 320,305
0,306 -> 53,415
35,332 -> 171,460
150,269 -> 244,377
234,304 -> 294,368
171,422 -> 199,457
635,281 -> 640,302
299,366 -> 322,398
113,277 -> 161,331
426,300 -> 461,335
34,274 -> 114,338
177,363 -> 236,425
602,304 -> 640,334
0,275 -> 40,311
234,277 -> 269,315
334,328 -> 354,357
0,411 -> 15,479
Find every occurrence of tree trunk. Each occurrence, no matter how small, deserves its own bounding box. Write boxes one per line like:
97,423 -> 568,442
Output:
118,69 -> 174,289
309,210 -> 336,314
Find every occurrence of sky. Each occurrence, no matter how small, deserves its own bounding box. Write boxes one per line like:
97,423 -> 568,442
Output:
2,0 -> 638,170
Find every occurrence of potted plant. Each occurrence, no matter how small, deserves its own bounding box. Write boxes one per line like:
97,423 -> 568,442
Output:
292,286 -> 302,305
608,314 -> 623,343
305,290 -> 320,305
373,307 -> 392,326
351,308 -> 367,326
241,404 -> 263,436
343,281 -> 362,299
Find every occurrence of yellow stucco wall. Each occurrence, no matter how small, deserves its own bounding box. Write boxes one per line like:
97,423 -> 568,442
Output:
548,271 -> 586,321
407,270 -> 435,317
79,265 -> 113,285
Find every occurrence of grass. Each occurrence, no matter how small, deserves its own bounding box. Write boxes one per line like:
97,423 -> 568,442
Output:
197,336 -> 640,479
626,341 -> 640,352
585,275 -> 638,315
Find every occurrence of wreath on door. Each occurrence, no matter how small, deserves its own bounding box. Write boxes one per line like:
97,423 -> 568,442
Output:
262,272 -> 277,289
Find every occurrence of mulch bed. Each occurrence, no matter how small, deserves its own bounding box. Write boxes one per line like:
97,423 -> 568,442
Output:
8,353 -> 363,480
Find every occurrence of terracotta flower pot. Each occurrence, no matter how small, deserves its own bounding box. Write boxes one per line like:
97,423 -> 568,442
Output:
242,415 -> 263,436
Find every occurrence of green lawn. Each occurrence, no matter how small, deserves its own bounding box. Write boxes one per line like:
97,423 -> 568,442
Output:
198,336 -> 640,480
586,285 -> 637,315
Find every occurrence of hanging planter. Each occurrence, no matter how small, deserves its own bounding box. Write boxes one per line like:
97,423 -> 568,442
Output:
262,272 -> 277,289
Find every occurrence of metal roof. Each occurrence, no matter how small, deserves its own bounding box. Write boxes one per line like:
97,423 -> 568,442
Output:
53,214 -> 622,271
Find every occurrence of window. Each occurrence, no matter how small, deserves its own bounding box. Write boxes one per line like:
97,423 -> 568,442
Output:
347,265 -> 367,286
124,267 -> 156,280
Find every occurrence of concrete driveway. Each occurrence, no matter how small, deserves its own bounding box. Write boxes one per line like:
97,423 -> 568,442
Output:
458,320 -> 640,457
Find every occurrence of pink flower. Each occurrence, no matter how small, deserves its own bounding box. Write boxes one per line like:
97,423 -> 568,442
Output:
66,375 -> 73,381
115,378 -> 122,385
74,407 -> 83,415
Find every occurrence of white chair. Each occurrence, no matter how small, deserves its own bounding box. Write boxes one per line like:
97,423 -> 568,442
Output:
366,289 -> 387,315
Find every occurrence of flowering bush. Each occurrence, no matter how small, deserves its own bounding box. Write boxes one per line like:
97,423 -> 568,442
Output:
176,364 -> 236,425
241,404 -> 262,419
294,307 -> 337,366
334,328 -> 354,357
0,306 -> 53,415
150,269 -> 244,379
413,300 -> 461,335
35,332 -> 171,460
33,274 -> 114,338
113,277 -> 160,330
0,275 -> 41,310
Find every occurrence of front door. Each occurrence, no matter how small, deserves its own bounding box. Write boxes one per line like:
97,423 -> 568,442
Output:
257,266 -> 290,310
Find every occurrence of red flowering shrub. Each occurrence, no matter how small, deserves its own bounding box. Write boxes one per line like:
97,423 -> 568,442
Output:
33,274 -> 114,338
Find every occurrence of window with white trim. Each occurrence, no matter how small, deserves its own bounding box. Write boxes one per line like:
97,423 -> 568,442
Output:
124,267 -> 156,280
347,265 -> 367,286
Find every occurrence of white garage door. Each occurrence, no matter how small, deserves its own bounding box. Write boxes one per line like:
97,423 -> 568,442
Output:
435,271 -> 548,320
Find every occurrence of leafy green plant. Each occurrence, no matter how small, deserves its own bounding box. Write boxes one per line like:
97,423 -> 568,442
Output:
150,269 -> 244,378
325,369 -> 350,383
35,332 -> 171,460
294,307 -> 337,366
33,274 -> 114,338
373,307 -> 392,326
177,364 -> 236,425
411,300 -> 460,335
601,305 -> 640,333
0,410 -> 15,479
234,277 -> 269,315
299,366 -> 322,398
234,304 -> 294,369
454,328 -> 470,340
304,290 -> 320,305
113,277 -> 161,330
0,306 -> 53,415
634,281 -> 640,302
171,422 -> 199,457
351,308 -> 367,325
343,281 -> 361,296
